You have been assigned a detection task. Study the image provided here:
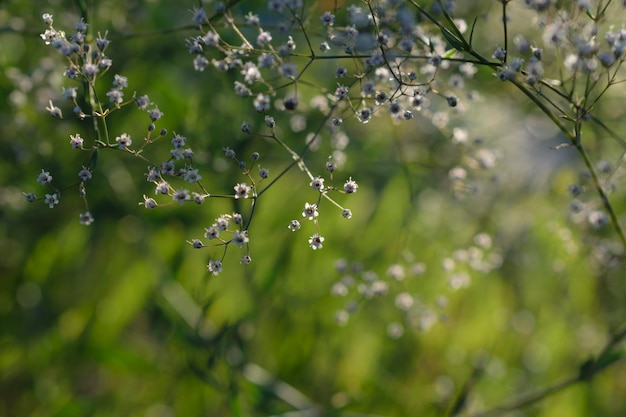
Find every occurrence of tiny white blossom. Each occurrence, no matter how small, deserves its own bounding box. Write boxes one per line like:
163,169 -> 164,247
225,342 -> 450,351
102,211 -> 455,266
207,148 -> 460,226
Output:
310,177 -> 324,191
343,178 -> 358,193
79,211 -> 94,225
308,233 -> 325,250
232,230 -> 249,248
288,220 -> 301,231
69,134 -> 84,149
204,226 -> 219,239
44,193 -> 59,208
173,189 -> 190,203
115,133 -> 132,149
302,203 -> 319,220
234,183 -> 251,199
37,170 -> 53,185
207,260 -> 223,276
143,195 -> 157,209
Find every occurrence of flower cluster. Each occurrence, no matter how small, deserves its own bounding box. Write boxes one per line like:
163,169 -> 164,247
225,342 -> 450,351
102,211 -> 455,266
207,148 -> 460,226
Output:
188,212 -> 251,274
26,0 -> 626,285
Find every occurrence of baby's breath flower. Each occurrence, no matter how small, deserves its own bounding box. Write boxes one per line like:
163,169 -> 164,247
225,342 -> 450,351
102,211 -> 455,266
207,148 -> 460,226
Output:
62,87 -> 77,100
190,239 -> 204,249
79,211 -> 94,225
310,177 -> 324,191
215,215 -> 230,231
588,210 -> 608,228
283,97 -> 298,111
492,47 -> 506,61
256,31 -> 272,46
115,133 -> 132,149
203,31 -> 220,47
24,192 -> 37,203
234,183 -> 251,199
173,189 -> 190,203
171,134 -> 186,149
135,95 -> 150,110
154,181 -> 170,194
288,220 -> 301,231
143,195 -> 157,209
82,63 -> 99,78
184,168 -> 201,183
106,89 -> 123,105
192,192 -> 206,204
302,203 -> 319,220
96,32 -> 109,51
161,161 -> 175,176
42,13 -> 53,25
232,230 -> 249,248
245,12 -> 260,25
44,193 -> 59,208
207,260 -> 223,276
320,11 -> 335,26
78,167 -> 92,181
69,134 -> 84,149
148,107 -> 163,122
335,85 -> 349,100
358,107 -> 372,123
204,226 -> 219,239
193,55 -> 209,71
253,93 -> 270,112
241,255 -> 252,264
279,63 -> 297,79
46,100 -> 62,118
343,178 -> 358,193
342,209 -> 352,219
308,233 -> 325,250
232,212 -> 243,225
37,170 -> 53,185
113,74 -> 128,89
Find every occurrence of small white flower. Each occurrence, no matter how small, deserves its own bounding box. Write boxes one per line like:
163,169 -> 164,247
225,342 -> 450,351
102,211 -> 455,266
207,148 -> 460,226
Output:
78,167 -> 92,181
288,220 -> 301,231
69,134 -> 84,149
143,195 -> 157,209
115,133 -> 132,149
302,203 -> 319,220
79,211 -> 94,225
343,178 -> 358,193
173,189 -> 190,203
232,230 -> 249,248
44,193 -> 59,208
234,183 -> 251,199
310,177 -> 324,191
207,260 -> 223,276
308,233 -> 325,250
37,170 -> 53,185
204,226 -> 219,239
184,168 -> 202,183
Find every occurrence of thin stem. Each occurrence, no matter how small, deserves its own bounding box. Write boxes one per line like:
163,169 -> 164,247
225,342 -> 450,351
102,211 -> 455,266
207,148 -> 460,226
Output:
501,0 -> 509,63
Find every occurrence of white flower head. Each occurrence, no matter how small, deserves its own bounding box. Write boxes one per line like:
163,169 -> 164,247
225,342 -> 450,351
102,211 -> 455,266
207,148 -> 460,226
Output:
302,203 -> 319,220
308,233 -> 325,250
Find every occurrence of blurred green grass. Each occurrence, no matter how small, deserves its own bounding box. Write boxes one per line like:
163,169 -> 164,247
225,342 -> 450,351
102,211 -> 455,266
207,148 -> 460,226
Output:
1,1 -> 626,416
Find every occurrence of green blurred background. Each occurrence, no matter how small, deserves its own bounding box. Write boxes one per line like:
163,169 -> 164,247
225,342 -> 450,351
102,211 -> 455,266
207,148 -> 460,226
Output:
1,1 -> 626,416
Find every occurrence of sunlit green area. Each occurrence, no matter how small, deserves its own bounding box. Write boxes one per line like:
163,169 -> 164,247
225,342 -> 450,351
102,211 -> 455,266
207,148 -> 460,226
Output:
1,1 -> 626,416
